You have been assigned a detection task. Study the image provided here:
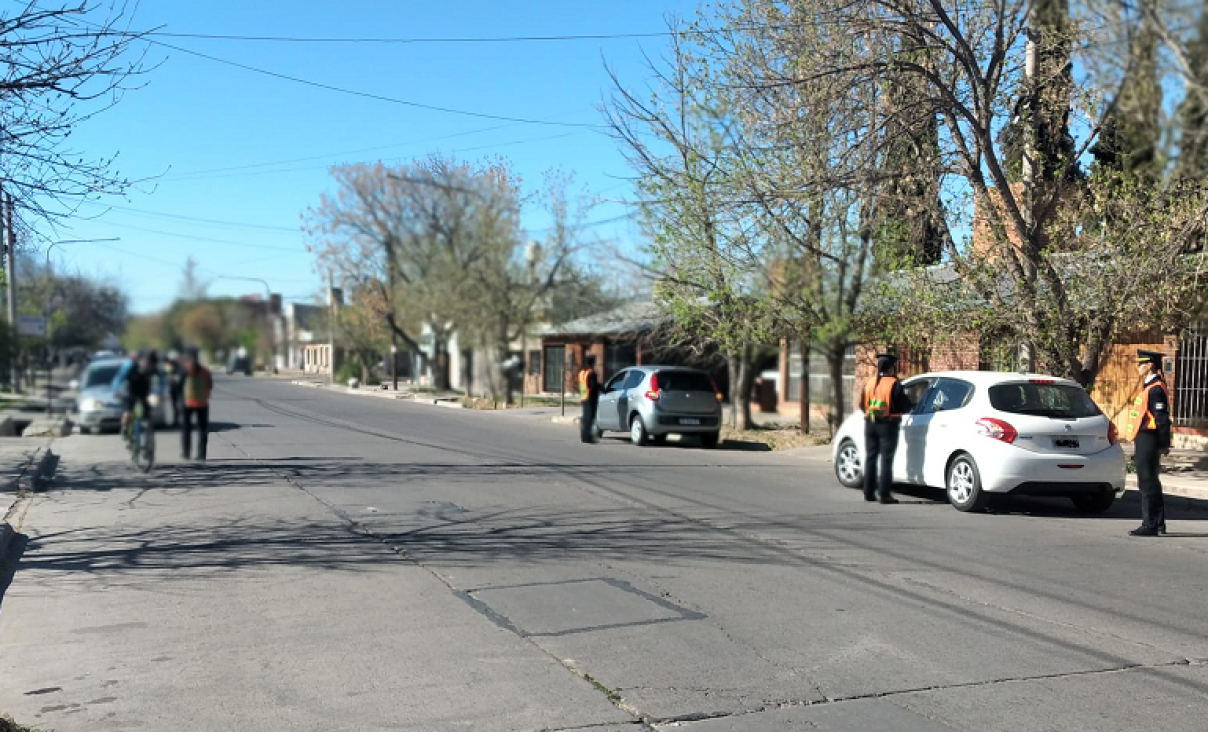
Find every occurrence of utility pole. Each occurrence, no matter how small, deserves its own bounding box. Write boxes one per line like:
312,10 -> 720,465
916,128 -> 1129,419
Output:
328,271 -> 338,384
5,193 -> 17,393
1019,22 -> 1039,374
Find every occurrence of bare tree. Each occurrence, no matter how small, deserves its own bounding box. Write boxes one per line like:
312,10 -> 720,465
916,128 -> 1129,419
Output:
702,0 -> 1208,386
306,157 -> 590,394
0,2 -> 152,220
605,34 -> 776,431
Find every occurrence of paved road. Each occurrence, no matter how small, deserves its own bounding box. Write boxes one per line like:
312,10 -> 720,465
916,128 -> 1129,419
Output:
3,375 -> 1208,731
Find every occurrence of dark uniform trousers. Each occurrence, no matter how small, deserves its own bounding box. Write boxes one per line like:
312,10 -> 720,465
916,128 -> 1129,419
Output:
580,397 -> 599,443
864,419 -> 900,500
182,406 -> 209,460
1134,430 -> 1165,529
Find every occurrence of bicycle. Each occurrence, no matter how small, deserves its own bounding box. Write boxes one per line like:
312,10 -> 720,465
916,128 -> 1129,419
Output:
125,398 -> 156,473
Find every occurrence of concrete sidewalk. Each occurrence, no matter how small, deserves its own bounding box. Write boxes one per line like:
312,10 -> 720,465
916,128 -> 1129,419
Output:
0,438 -> 57,560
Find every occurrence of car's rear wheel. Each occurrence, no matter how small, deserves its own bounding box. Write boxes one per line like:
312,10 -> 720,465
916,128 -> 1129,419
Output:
630,415 -> 649,446
700,431 -> 720,449
79,425 -> 92,435
946,454 -> 989,512
593,419 -> 604,441
834,439 -> 863,488
1071,490 -> 1115,513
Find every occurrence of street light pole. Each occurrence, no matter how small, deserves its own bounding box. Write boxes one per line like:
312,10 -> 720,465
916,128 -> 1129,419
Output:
42,238 -> 120,415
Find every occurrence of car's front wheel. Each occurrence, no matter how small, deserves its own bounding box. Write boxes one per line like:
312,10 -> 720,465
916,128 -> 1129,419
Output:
946,454 -> 989,512
1071,490 -> 1115,513
834,439 -> 863,488
630,416 -> 649,446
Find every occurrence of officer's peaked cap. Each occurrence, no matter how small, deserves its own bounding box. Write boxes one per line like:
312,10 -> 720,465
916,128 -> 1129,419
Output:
1136,349 -> 1163,365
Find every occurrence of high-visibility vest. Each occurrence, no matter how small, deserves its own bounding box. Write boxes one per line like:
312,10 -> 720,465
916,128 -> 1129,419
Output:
1124,378 -> 1169,441
184,367 -> 212,408
863,376 -> 901,420
578,368 -> 593,400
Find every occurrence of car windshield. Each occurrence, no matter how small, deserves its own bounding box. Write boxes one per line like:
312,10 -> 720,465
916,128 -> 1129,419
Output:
83,363 -> 123,389
989,382 -> 1100,418
657,371 -> 714,392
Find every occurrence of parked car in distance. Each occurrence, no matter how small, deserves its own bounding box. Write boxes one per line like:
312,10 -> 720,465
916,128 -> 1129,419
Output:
594,365 -> 724,448
74,357 -> 169,434
832,371 -> 1126,513
226,353 -> 252,376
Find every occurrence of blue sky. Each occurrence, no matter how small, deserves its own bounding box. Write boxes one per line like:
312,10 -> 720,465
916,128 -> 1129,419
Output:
39,1 -> 693,313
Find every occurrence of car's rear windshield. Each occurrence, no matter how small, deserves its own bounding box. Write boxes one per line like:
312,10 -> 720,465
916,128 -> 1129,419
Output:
657,371 -> 714,392
988,382 -> 1101,418
84,364 -> 122,388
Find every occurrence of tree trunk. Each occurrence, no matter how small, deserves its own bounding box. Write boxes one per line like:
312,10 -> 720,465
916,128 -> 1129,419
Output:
827,345 -> 846,437
727,347 -> 753,431
799,336 -> 810,435
433,334 -> 451,391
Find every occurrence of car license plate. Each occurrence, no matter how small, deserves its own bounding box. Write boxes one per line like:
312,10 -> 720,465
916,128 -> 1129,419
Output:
680,417 -> 701,425
1053,438 -> 1080,449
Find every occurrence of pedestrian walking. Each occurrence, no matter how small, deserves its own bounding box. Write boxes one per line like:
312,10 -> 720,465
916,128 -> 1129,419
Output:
860,353 -> 913,504
1125,349 -> 1171,537
181,348 -> 213,462
578,354 -> 601,443
164,351 -> 184,428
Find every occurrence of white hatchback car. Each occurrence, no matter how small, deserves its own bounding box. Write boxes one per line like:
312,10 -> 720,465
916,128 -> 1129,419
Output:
832,371 -> 1126,512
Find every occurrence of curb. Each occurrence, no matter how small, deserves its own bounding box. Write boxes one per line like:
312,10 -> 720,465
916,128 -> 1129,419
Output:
1,445 -> 57,559
1124,475 -> 1208,505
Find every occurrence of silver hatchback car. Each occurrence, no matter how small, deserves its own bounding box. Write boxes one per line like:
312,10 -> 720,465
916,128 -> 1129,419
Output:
594,365 -> 724,447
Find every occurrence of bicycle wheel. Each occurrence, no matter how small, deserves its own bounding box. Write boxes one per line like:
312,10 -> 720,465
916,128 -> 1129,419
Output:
131,409 -> 155,473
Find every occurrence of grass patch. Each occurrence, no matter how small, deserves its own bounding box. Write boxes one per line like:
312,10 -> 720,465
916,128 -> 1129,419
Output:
720,426 -> 832,451
1,716 -> 49,732
582,673 -> 622,704
458,396 -> 567,410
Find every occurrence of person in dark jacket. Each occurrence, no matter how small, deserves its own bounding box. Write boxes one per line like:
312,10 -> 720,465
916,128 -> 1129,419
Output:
578,354 -> 601,443
164,351 -> 184,428
1126,349 -> 1172,537
858,353 -> 914,504
181,348 -> 213,462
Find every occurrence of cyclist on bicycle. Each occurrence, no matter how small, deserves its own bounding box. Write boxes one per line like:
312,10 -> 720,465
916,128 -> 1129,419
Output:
120,350 -> 159,440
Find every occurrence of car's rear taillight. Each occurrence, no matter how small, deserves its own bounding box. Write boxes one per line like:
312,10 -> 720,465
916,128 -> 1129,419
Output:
1108,422 -> 1118,446
976,417 -> 1018,444
645,373 -> 660,401
710,377 -> 723,402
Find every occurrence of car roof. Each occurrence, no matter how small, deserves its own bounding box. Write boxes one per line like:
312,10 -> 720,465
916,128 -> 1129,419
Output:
625,365 -> 710,373
86,357 -> 129,369
903,370 -> 1083,388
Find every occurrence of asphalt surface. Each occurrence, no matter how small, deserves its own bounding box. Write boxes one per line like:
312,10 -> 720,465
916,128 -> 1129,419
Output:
3,375 -> 1208,731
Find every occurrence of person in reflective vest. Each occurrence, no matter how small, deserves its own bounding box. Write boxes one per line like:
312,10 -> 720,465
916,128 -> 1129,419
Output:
181,348 -> 214,462
577,354 -> 601,444
1125,349 -> 1172,536
859,353 -> 913,504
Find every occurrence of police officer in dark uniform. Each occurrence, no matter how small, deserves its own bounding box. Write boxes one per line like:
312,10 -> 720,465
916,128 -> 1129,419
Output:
1126,349 -> 1172,537
859,353 -> 913,504
578,354 -> 601,443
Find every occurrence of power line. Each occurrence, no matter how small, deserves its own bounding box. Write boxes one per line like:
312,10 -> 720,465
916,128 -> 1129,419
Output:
160,123 -> 518,179
158,130 -> 588,183
88,220 -> 305,252
147,30 -> 674,44
152,39 -> 604,129
72,200 -> 299,232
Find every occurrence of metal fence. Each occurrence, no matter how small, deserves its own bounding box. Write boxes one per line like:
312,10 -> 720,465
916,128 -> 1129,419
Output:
1175,324 -> 1208,428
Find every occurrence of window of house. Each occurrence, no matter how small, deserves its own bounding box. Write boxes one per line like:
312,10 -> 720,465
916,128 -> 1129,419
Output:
604,342 -> 637,380
528,350 -> 541,376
